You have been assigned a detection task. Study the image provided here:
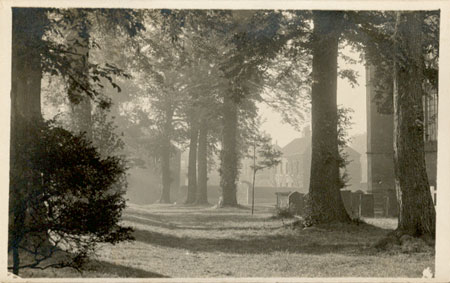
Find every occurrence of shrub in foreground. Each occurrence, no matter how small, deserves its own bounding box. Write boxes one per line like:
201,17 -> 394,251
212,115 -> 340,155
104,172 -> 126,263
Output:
9,120 -> 133,275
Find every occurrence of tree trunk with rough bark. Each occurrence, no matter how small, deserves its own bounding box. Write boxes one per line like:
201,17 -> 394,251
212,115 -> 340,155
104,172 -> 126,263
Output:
393,12 -> 436,237
10,8 -> 46,275
251,141 -> 256,215
196,118 -> 209,204
306,11 -> 350,224
219,94 -> 239,207
159,107 -> 173,203
185,117 -> 199,204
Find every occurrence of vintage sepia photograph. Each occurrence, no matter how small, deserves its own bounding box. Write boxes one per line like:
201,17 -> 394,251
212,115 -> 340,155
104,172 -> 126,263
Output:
2,1 -> 449,280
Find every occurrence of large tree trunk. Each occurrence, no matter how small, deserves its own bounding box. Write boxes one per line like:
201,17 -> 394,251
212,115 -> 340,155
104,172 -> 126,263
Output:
196,119 -> 209,204
393,12 -> 435,237
185,117 -> 199,204
307,11 -> 350,224
10,8 -> 46,275
219,94 -> 239,207
251,142 -> 256,215
159,107 -> 173,203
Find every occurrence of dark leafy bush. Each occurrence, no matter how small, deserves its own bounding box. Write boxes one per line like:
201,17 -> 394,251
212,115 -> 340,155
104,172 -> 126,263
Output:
9,119 -> 133,271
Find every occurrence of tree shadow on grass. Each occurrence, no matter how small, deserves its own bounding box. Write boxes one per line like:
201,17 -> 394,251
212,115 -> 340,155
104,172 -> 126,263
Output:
132,223 -> 390,256
123,214 -> 280,231
84,258 -> 169,278
124,211 -> 274,228
122,215 -> 179,229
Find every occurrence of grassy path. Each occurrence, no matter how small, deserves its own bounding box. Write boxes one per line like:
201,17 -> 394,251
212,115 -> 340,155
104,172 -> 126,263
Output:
18,203 -> 434,278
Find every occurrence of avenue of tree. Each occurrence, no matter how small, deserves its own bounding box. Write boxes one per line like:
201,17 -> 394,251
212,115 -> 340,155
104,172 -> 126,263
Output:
9,8 -> 438,274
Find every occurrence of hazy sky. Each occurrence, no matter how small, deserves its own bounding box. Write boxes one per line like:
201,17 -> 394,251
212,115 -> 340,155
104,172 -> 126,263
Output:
260,48 -> 367,148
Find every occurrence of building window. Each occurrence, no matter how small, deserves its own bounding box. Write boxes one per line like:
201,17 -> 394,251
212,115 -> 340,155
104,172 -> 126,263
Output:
423,90 -> 438,142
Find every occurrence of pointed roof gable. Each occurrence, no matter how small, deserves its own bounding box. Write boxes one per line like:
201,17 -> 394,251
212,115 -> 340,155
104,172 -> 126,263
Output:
282,137 -> 361,158
282,136 -> 310,156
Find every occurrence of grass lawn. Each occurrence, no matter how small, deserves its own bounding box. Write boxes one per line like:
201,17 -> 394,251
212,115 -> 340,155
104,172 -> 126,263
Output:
15,203 -> 434,278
